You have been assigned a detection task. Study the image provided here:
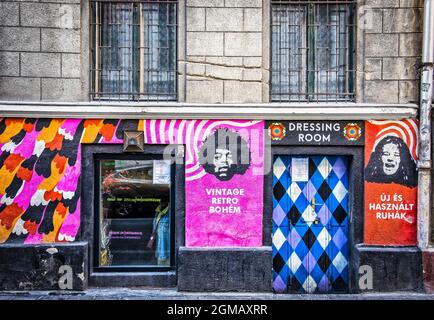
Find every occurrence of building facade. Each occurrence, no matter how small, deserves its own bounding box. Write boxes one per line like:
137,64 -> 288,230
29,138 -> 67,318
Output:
0,0 -> 433,294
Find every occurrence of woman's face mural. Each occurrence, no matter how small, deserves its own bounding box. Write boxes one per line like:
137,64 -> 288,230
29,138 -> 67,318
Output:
381,142 -> 401,175
365,135 -> 417,188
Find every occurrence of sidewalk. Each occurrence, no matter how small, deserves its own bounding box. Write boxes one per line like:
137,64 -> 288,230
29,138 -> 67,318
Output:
0,288 -> 434,300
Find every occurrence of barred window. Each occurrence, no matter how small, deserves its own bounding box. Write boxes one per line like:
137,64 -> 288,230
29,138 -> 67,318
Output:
90,0 -> 177,101
271,0 -> 356,102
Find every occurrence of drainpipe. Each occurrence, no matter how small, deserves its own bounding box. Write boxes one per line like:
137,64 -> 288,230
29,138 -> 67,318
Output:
418,0 -> 434,250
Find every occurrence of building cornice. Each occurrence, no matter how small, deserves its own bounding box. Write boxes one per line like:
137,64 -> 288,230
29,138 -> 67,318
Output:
0,101 -> 419,120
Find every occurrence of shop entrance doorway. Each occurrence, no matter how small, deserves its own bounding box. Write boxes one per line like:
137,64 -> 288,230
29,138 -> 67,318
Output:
272,155 -> 349,293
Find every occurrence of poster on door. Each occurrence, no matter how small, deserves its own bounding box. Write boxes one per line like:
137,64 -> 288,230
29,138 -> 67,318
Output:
142,120 -> 265,247
364,120 -> 418,245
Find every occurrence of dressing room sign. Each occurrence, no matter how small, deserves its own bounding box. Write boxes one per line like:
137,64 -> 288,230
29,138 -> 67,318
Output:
267,121 -> 365,146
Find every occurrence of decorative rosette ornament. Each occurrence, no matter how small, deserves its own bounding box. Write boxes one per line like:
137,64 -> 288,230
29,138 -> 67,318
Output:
268,122 -> 286,141
343,123 -> 362,141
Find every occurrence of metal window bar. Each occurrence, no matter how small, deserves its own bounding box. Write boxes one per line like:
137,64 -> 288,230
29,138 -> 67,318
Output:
90,0 -> 178,102
271,0 -> 356,102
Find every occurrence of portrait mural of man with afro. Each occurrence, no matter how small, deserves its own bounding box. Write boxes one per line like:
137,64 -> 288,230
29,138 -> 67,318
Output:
198,128 -> 251,181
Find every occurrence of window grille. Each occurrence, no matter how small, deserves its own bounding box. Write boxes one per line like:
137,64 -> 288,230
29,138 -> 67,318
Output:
271,0 -> 356,102
90,0 -> 177,101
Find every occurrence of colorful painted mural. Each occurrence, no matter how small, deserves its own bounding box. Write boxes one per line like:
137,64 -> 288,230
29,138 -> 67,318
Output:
364,119 -> 419,245
1,116 -> 420,248
0,118 -> 139,244
0,118 -> 264,246
142,120 -> 265,247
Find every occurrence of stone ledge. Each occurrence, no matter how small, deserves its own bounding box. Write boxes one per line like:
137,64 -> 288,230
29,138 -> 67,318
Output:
354,244 -> 423,293
89,271 -> 177,288
0,242 -> 88,291
177,246 -> 272,292
0,101 -> 419,120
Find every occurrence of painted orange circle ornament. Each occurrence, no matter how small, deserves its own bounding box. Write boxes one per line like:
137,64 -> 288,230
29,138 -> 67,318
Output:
268,122 -> 286,141
343,123 -> 362,141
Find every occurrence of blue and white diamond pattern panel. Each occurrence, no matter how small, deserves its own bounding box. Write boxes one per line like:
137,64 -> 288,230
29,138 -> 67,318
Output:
272,155 -> 349,293
272,156 -> 291,292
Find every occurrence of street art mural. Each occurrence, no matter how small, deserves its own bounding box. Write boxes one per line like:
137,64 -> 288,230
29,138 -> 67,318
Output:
1,116 -> 419,248
142,120 -> 265,247
0,118 -> 139,244
0,118 -> 264,246
364,119 -> 419,245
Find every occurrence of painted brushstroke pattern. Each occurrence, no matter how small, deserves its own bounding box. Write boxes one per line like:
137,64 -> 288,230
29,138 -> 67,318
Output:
0,118 -> 140,244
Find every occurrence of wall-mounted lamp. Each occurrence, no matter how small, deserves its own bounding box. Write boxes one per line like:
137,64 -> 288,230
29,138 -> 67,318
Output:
123,131 -> 144,152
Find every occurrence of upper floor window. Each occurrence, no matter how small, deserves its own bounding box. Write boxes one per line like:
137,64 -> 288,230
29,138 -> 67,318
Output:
271,0 -> 356,102
90,0 -> 177,101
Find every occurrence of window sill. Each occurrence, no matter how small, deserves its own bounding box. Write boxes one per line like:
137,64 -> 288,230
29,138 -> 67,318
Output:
89,270 -> 177,287
0,101 -> 418,120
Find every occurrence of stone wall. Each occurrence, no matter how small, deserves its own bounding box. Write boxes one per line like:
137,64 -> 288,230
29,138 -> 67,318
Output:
359,0 -> 423,103
0,0 -> 82,101
0,0 -> 426,104
183,0 -> 266,103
